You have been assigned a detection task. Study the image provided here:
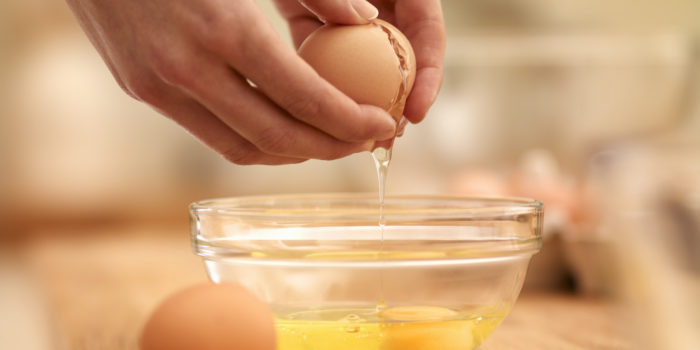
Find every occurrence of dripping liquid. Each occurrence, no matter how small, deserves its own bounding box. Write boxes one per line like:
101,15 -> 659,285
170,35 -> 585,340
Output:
371,146 -> 391,311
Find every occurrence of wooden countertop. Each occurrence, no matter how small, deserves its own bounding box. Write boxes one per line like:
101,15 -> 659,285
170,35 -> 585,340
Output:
4,227 -> 631,349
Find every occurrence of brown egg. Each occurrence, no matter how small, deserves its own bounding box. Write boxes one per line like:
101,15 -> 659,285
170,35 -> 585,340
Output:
298,19 -> 416,121
140,283 -> 275,350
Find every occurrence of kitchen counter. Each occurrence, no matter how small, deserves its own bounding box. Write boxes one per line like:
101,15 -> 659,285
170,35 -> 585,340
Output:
4,227 -> 630,349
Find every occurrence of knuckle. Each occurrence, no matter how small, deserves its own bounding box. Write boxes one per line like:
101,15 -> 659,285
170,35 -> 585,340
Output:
318,147 -> 352,161
123,75 -> 163,105
344,119 -> 373,141
285,94 -> 323,123
196,11 -> 252,55
221,146 -> 261,165
149,50 -> 195,88
198,21 -> 233,52
344,106 -> 388,141
252,127 -> 294,155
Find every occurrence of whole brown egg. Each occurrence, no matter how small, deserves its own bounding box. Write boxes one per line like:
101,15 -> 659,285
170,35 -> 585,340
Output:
140,283 -> 275,350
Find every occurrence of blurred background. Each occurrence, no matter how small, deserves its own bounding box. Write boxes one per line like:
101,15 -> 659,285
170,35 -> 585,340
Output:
1,0 -> 699,349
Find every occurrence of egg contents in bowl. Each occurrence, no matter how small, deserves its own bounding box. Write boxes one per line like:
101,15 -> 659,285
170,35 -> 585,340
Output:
275,304 -> 510,350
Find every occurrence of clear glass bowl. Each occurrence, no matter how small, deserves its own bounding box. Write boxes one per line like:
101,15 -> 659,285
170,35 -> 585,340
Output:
190,194 -> 543,350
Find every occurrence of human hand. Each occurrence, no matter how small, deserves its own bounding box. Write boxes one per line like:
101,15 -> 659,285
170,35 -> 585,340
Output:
275,0 -> 446,124
66,0 -> 405,165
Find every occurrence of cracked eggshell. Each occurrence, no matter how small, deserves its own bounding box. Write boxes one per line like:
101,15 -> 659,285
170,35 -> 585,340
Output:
298,19 -> 416,120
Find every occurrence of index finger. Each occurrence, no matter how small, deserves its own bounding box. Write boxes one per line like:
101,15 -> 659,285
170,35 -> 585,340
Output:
394,0 -> 445,123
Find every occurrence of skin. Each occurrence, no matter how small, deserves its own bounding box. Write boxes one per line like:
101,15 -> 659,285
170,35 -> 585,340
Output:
65,0 -> 445,165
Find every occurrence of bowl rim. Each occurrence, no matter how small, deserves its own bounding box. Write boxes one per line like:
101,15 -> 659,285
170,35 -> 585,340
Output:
190,193 -> 544,261
189,193 -> 543,218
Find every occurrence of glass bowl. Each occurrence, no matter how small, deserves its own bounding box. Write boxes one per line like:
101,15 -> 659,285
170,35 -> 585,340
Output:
190,194 -> 543,350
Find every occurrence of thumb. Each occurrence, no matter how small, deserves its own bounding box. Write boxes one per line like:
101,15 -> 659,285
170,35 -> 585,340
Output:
300,0 -> 378,24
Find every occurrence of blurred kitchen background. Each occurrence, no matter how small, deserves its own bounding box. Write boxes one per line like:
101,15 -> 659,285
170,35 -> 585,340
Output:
1,0 -> 699,349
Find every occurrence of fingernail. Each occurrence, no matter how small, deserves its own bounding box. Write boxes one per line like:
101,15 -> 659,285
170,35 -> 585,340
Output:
351,0 -> 379,21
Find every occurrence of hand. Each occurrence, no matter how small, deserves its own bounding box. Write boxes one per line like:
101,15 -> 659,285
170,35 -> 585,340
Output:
66,0 -> 444,165
276,0 -> 446,124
